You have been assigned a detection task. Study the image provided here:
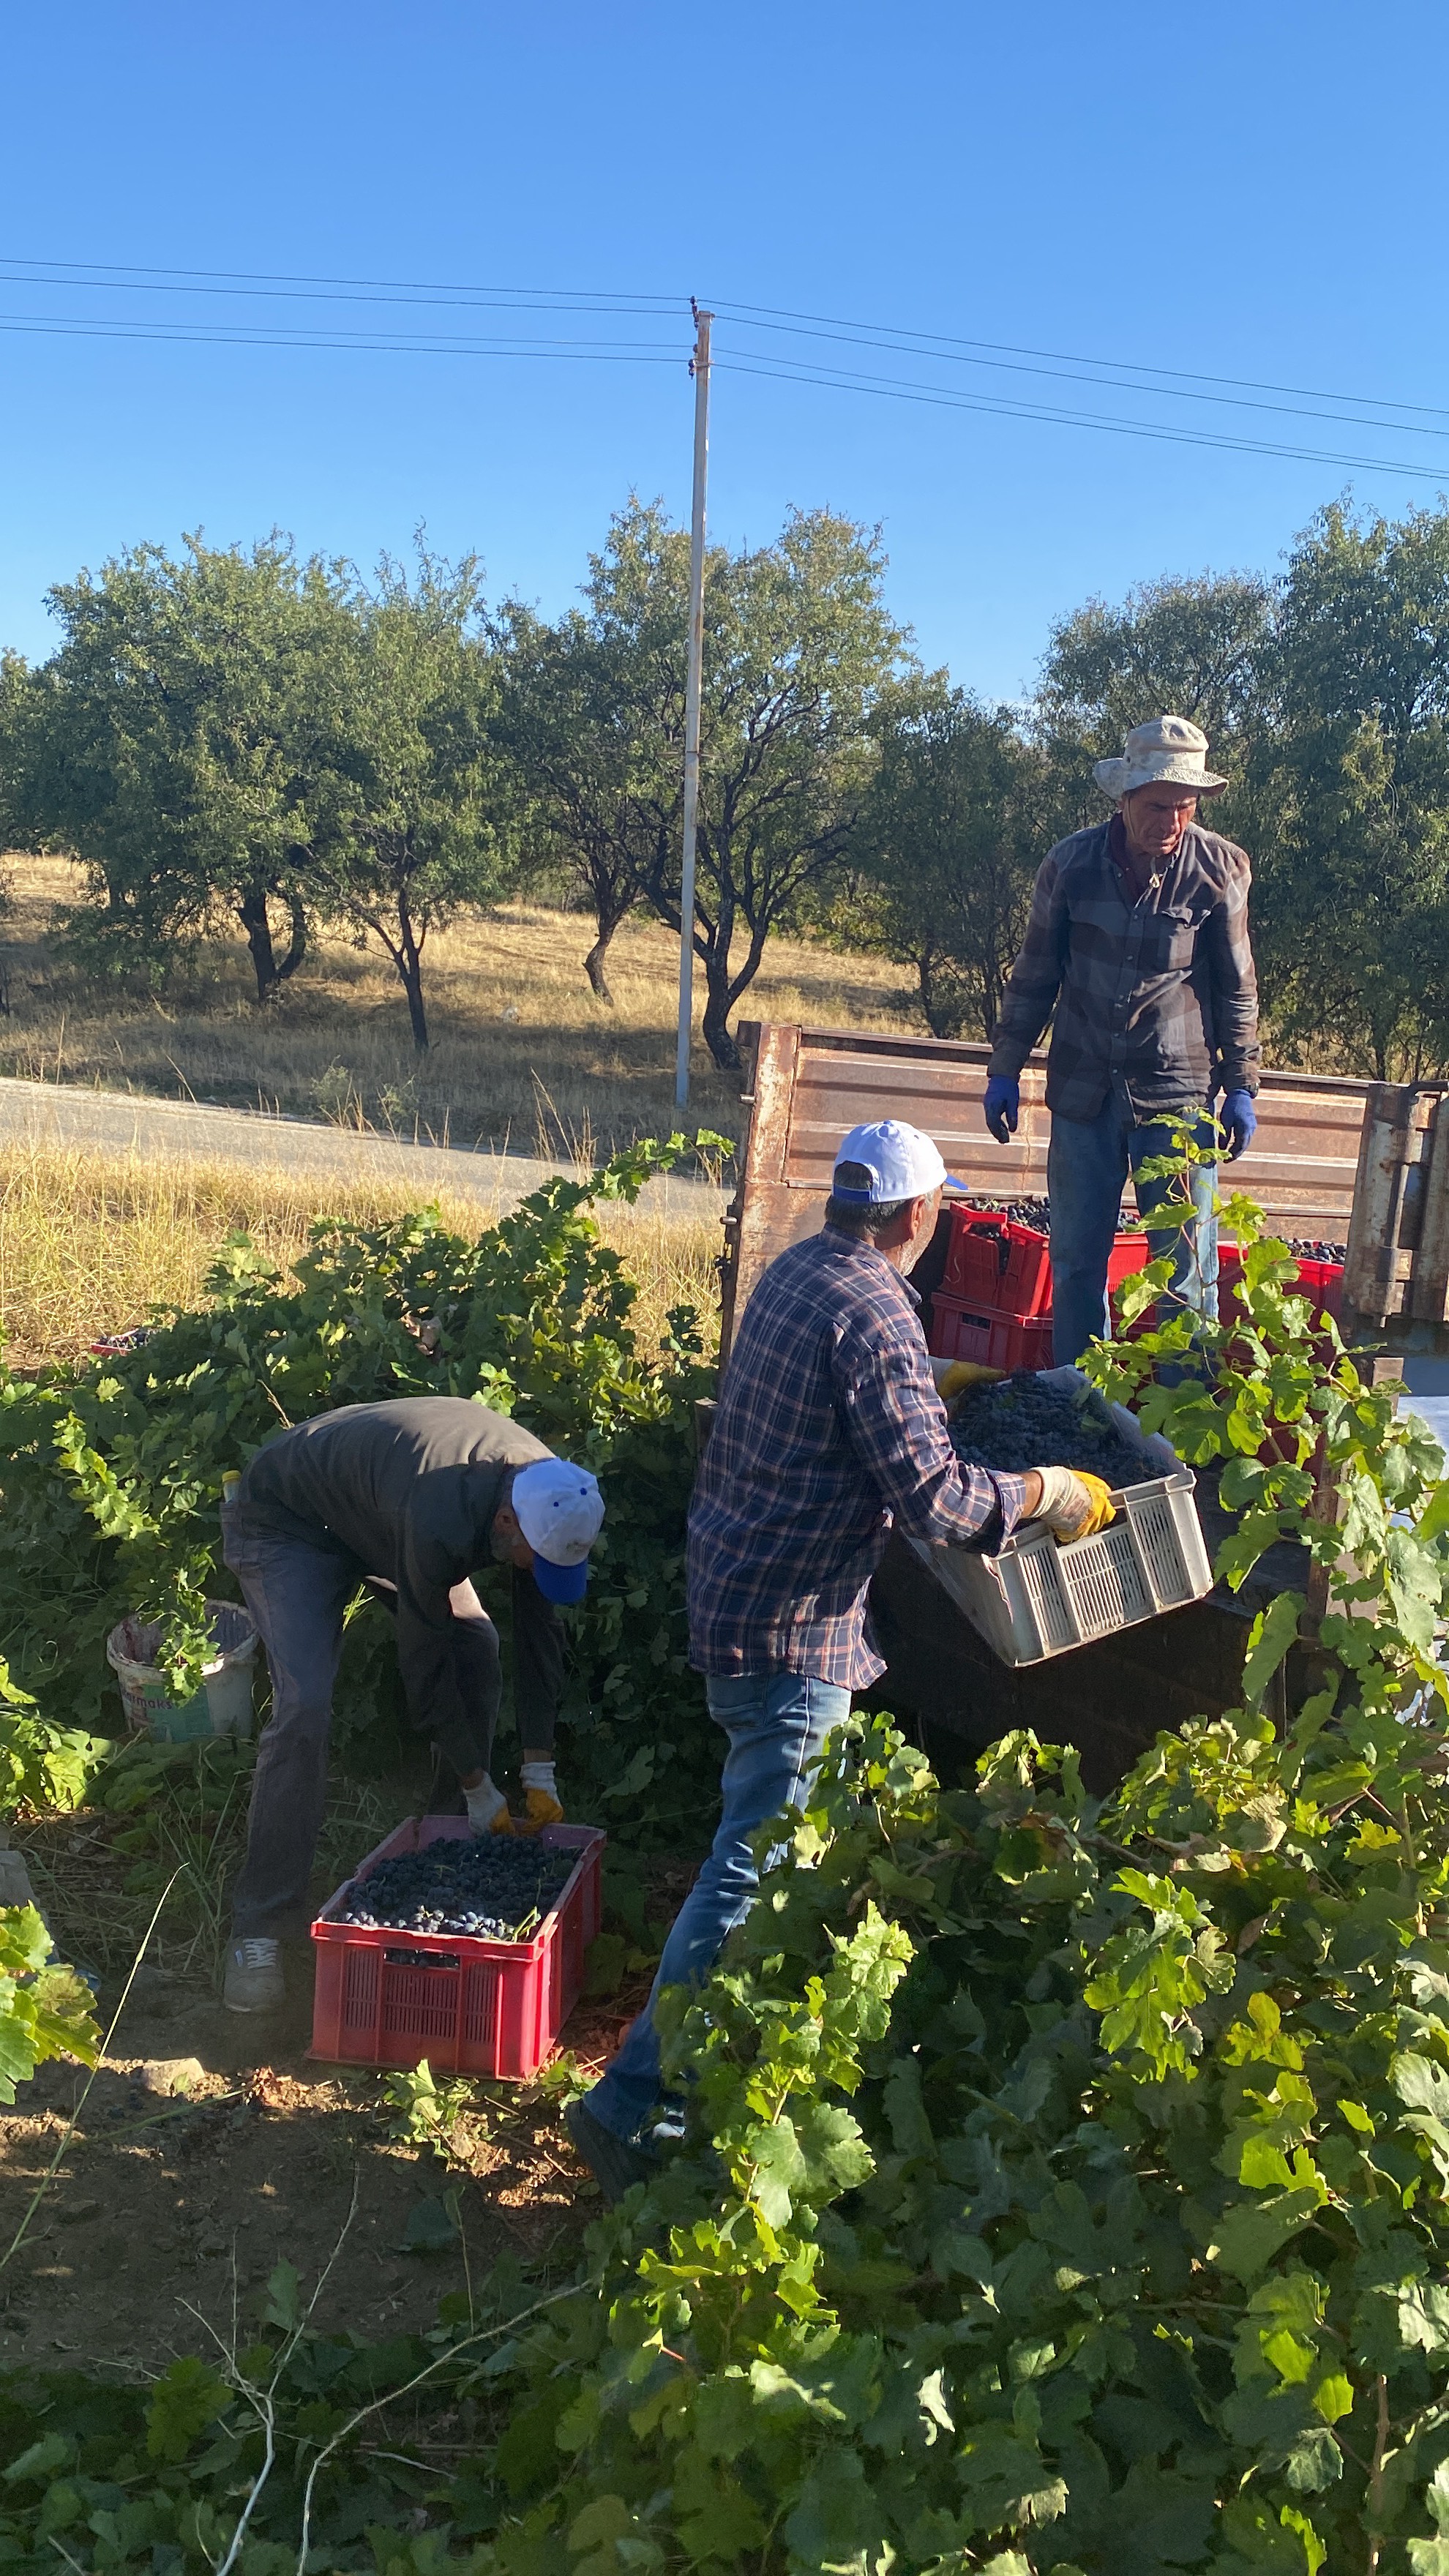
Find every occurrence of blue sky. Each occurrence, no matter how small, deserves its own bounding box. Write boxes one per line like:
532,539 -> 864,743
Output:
4,0 -> 1448,705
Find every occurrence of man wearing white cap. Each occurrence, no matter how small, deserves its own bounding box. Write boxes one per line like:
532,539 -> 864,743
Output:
566,1118 -> 1109,2198
218,1396 -> 604,2012
984,714 -> 1262,1366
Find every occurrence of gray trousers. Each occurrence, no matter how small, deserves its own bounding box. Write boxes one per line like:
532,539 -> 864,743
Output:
225,1527 -> 500,1940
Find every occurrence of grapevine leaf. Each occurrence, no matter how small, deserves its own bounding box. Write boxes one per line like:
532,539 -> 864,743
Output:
1208,2186 -> 1323,2282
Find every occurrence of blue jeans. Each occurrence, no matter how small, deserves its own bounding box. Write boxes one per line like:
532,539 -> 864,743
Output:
1049,1090 -> 1218,1367
224,1518 -> 501,1939
584,1669 -> 851,2146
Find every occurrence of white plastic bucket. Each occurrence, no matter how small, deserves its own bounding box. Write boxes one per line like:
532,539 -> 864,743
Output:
105,1600 -> 259,1742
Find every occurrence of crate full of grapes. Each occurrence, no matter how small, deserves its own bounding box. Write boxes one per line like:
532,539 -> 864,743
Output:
916,1366 -> 1213,1664
310,1817 -> 604,2079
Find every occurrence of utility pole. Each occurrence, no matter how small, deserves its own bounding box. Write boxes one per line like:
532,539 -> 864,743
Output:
675,303 -> 713,1110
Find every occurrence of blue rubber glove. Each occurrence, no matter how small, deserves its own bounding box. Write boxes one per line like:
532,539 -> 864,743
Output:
983,1076 -> 1019,1145
1218,1088 -> 1257,1161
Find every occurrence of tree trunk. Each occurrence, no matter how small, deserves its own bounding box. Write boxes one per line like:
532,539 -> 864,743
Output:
276,892 -> 307,984
402,964 -> 430,1053
701,952 -> 743,1073
237,886 -> 280,1004
580,865 -> 634,1003
583,929 -> 615,1003
394,894 -> 431,1053
918,945 -> 947,1040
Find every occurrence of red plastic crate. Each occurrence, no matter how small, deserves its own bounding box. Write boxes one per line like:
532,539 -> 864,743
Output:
941,1210 -> 1151,1318
927,1293 -> 1056,1372
941,1212 -> 1054,1316
310,1816 -> 604,2080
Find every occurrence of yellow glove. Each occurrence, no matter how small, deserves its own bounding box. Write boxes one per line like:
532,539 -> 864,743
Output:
492,1793 -> 563,1840
1031,1466 -> 1117,1543
939,1361 -> 1008,1404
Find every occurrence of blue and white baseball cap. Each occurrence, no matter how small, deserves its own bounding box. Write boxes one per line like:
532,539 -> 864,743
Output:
512,1458 -> 605,1605
831,1119 -> 959,1205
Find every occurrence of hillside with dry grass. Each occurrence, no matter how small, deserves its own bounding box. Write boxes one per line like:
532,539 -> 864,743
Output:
0,860 -> 919,1366
0,857 -> 918,1159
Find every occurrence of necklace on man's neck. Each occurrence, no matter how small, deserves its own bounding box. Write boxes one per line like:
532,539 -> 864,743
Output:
1123,847 -> 1164,895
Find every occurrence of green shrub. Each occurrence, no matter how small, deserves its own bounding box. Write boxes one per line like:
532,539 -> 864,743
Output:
0,1135 -> 726,1839
482,1694 -> 1449,2571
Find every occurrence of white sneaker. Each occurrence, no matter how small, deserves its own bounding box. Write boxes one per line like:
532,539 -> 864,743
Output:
223,1936 -> 284,2013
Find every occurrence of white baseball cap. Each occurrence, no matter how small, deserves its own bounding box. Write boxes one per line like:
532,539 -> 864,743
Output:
831,1119 -> 958,1205
512,1458 -> 605,1604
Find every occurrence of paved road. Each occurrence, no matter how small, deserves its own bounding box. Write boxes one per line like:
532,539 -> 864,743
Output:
0,1076 -> 728,1219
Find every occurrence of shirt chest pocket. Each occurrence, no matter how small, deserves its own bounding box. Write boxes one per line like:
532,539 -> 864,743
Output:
1153,905 -> 1200,970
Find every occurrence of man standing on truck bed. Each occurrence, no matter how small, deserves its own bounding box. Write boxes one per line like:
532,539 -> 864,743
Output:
983,714 -> 1262,1365
566,1117 -> 1115,2201
220,1397 -> 604,2013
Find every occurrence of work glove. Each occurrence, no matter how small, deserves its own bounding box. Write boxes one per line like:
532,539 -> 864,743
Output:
520,1760 -> 564,1827
1218,1089 -> 1258,1161
983,1076 -> 1019,1145
464,1774 -> 511,1835
1030,1465 -> 1117,1543
938,1360 -> 1008,1408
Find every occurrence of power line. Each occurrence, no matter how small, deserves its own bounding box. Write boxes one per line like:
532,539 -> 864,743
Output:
0,255 -> 681,316
711,293 -> 1449,429
5,247 -> 1449,483
4,248 -> 1443,428
717,354 -> 1449,484
711,307 -> 1449,444
0,314 -> 681,364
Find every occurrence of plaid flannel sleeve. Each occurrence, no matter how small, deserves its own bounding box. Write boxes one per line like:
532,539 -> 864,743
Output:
835,1308 -> 1028,1550
988,847 -> 1069,1080
1203,847 -> 1262,1094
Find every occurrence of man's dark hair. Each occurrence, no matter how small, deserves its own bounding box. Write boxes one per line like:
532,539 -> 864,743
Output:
824,1161 -> 911,1239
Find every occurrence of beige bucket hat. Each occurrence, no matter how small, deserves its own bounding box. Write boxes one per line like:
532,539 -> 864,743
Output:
1093,714 -> 1227,800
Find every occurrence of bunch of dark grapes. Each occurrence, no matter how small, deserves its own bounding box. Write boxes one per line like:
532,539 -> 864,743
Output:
950,1371 -> 1151,1486
337,1837 -> 575,1939
967,1196 -> 1052,1235
1286,1239 -> 1346,1264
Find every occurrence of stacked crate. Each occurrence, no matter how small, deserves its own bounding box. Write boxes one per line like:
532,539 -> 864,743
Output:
927,1210 -> 1346,1372
927,1207 -> 1150,1369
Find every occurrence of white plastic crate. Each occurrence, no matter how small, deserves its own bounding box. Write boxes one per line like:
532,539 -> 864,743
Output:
911,1371 -> 1214,1665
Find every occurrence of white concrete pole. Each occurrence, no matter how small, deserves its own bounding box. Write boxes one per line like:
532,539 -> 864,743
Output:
675,305 -> 713,1110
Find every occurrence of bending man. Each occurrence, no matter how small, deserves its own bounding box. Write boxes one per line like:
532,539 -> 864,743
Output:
220,1396 -> 604,2012
568,1119 -> 1111,2198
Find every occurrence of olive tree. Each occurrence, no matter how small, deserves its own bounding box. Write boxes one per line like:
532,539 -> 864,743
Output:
852,680 -> 1041,1039
491,599 -> 642,1002
1,535 -> 342,1001
310,550 -> 517,1054
501,498 -> 907,1071
1244,501 -> 1449,1079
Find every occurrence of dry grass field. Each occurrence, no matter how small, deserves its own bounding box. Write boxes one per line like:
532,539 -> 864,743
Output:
0,858 -> 918,1364
0,856 -> 918,1158
0,1137 -> 723,1369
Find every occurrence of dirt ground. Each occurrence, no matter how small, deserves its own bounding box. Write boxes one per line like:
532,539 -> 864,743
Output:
0,1826 -> 694,2375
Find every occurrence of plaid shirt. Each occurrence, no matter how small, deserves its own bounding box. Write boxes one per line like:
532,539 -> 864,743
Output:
989,817 -> 1261,1120
689,1227 -> 1028,1687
